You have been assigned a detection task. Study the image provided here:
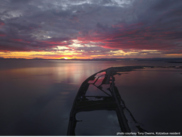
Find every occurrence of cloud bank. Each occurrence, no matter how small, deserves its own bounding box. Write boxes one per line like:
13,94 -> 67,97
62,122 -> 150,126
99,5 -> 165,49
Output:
0,0 -> 182,58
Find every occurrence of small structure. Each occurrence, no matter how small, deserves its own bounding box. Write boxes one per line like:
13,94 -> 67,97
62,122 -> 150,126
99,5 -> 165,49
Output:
67,66 -> 151,135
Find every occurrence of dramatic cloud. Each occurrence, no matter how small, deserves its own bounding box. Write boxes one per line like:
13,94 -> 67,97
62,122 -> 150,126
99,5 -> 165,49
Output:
0,0 -> 182,58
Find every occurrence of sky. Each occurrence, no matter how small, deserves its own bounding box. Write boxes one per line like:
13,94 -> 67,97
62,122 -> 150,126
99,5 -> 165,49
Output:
0,0 -> 182,59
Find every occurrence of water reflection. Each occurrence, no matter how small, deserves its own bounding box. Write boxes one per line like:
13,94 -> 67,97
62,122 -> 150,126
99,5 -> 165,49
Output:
76,110 -> 120,135
115,67 -> 182,133
0,60 -> 182,135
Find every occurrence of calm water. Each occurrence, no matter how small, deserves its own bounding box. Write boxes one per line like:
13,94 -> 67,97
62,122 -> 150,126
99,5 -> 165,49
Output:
0,60 -> 182,135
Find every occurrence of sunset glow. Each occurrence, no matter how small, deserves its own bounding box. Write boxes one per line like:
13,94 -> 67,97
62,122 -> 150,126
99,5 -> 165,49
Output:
0,0 -> 182,59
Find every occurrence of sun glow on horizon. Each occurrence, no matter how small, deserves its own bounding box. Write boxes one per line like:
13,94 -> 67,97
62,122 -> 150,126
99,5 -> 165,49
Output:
0,49 -> 181,59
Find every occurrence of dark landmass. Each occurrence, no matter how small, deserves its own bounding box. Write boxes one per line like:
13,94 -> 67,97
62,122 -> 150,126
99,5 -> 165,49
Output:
168,61 -> 182,63
0,57 -> 182,62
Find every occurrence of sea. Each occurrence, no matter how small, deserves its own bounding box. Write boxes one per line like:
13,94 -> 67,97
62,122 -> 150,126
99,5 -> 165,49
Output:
0,59 -> 182,135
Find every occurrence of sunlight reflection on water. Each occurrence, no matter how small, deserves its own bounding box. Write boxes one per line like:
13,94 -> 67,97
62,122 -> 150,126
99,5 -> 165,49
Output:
0,60 -> 182,135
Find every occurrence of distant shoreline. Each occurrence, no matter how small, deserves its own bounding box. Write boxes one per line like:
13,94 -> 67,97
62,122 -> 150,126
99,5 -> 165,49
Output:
1,58 -> 182,62
168,61 -> 182,63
